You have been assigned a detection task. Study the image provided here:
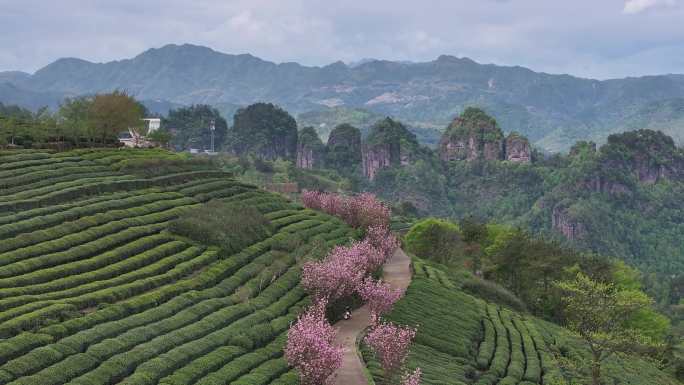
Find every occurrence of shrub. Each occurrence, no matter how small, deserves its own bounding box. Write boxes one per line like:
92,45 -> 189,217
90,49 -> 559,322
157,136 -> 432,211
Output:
169,200 -> 272,254
461,278 -> 527,313
403,218 -> 464,264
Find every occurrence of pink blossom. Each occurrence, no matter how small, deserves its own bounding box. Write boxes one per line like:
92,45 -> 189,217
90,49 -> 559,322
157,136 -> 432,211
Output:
301,244 -> 366,301
364,321 -> 417,378
300,190 -> 391,231
285,300 -> 343,385
402,367 -> 422,385
365,225 -> 400,261
358,277 -> 404,323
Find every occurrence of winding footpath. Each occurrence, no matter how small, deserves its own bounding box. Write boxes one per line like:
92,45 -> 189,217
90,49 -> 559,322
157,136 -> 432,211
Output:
331,248 -> 412,385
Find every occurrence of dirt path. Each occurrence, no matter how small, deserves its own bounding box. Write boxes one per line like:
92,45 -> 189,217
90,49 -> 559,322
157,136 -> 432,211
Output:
331,248 -> 412,385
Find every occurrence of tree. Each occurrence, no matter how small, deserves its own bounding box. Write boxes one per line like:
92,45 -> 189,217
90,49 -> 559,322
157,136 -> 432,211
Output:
403,218 -> 463,265
556,272 -> 658,385
162,104 -> 227,151
358,277 -> 404,323
364,321 -> 417,384
326,123 -> 362,172
89,91 -> 144,145
58,96 -> 93,145
230,102 -> 297,160
285,300 -> 343,385
147,128 -> 173,148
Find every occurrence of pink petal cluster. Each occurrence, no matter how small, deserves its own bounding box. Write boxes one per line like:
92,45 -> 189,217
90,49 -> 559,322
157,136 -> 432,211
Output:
301,190 -> 391,230
402,367 -> 422,385
365,224 -> 400,262
358,277 -> 404,323
285,300 -> 343,385
301,242 -> 367,301
364,321 -> 417,377
301,226 -> 399,302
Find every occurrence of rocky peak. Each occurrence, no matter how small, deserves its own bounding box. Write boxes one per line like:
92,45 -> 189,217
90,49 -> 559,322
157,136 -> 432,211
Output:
296,127 -> 325,169
362,117 -> 418,180
505,132 -> 532,163
325,123 -> 362,172
599,129 -> 684,184
439,107 -> 505,162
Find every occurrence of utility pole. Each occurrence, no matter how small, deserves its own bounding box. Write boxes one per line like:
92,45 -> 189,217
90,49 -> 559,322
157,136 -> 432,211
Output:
210,119 -> 216,153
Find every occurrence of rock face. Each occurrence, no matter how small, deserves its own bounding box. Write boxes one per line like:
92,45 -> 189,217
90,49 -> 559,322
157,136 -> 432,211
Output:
552,205 -> 586,241
505,133 -> 532,163
326,124 -> 362,172
362,117 -> 419,180
362,143 -> 393,180
600,129 -> 684,184
296,127 -> 325,169
439,107 -> 506,162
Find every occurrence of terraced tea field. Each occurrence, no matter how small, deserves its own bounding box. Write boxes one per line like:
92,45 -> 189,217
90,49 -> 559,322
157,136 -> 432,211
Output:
365,257 -> 680,385
0,149 -> 355,385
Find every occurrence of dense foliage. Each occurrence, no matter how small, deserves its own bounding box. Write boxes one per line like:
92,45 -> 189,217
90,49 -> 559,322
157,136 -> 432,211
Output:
0,92 -> 147,149
162,104 -> 228,151
229,102 -> 298,161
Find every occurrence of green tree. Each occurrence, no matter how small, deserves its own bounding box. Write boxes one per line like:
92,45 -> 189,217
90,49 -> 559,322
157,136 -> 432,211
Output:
163,104 -> 227,151
58,96 -> 93,145
325,123 -> 362,172
230,103 -> 297,160
403,218 -> 463,265
556,272 -> 658,385
147,128 -> 173,148
89,91 -> 144,145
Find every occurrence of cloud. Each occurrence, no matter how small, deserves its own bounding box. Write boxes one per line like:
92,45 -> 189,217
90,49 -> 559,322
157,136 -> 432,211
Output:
623,0 -> 676,14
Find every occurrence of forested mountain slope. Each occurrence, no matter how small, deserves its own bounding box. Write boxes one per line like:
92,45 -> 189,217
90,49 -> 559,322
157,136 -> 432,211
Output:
3,43 -> 684,151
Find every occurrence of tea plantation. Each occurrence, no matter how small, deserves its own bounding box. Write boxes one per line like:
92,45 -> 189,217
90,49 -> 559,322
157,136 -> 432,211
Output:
0,149 -> 356,385
363,258 -> 680,385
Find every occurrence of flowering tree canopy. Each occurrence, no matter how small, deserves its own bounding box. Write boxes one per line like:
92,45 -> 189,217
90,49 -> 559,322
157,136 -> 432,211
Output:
358,277 -> 404,323
301,190 -> 391,230
285,300 -> 343,385
364,321 -> 417,378
402,367 -> 422,385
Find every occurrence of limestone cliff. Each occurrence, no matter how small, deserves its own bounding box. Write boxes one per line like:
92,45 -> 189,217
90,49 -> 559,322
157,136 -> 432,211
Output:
439,107 -> 505,162
362,117 -> 419,180
505,132 -> 532,163
296,126 -> 325,169
600,130 -> 684,184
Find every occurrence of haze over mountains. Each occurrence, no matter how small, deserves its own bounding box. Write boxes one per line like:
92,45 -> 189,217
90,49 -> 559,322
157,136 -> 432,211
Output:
2,43 -> 684,152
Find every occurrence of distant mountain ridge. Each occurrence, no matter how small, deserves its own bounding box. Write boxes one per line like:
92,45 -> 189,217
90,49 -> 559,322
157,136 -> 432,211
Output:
2,43 -> 684,152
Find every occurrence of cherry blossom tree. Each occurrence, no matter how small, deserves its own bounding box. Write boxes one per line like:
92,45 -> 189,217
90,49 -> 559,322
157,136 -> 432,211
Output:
301,243 -> 366,301
301,190 -> 391,231
364,321 -> 417,383
365,224 -> 400,261
402,367 -> 422,385
285,300 -> 343,385
358,277 -> 404,323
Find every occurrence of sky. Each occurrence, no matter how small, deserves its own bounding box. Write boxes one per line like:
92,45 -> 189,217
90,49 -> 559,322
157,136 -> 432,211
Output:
0,0 -> 683,79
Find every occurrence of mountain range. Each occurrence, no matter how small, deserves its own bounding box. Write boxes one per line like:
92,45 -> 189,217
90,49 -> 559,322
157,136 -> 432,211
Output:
2,43 -> 684,152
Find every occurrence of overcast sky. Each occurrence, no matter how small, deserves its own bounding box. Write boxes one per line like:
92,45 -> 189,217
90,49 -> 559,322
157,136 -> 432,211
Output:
1,0 -> 683,79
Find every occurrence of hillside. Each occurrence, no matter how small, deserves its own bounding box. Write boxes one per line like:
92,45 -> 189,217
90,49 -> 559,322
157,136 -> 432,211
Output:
0,148 -> 356,385
362,257 -> 679,385
3,44 -> 684,151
